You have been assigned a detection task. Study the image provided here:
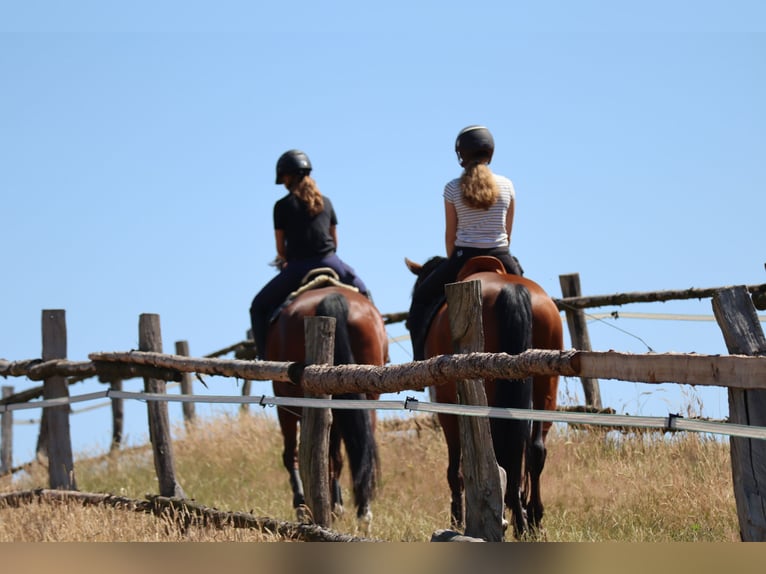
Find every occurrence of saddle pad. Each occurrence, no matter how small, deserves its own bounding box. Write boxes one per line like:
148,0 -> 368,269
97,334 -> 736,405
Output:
269,268 -> 359,323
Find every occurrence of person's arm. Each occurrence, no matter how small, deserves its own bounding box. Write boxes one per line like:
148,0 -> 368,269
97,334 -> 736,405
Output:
505,198 -> 515,243
444,199 -> 457,257
274,229 -> 287,268
330,225 -> 338,249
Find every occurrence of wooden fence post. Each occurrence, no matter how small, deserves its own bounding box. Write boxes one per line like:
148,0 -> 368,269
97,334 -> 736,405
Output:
445,280 -> 505,542
109,379 -> 124,452
299,316 -> 334,527
238,330 -> 254,412
41,309 -> 77,490
712,286 -> 766,541
175,340 -> 196,425
559,273 -> 603,409
36,394 -> 48,461
139,313 -> 185,499
1,386 -> 12,474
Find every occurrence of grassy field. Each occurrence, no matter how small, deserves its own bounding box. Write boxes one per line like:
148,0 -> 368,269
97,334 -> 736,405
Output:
0,410 -> 739,542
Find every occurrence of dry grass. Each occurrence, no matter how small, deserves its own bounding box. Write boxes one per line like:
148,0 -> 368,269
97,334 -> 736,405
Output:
542,426 -> 738,541
0,411 -> 739,542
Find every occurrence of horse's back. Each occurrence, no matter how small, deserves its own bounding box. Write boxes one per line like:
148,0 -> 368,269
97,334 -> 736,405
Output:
267,286 -> 388,366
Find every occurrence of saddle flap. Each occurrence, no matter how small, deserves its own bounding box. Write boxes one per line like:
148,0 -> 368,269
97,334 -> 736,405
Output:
456,256 -> 506,281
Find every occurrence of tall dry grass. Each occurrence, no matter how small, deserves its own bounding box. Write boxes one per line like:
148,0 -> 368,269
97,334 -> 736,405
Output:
0,410 -> 739,542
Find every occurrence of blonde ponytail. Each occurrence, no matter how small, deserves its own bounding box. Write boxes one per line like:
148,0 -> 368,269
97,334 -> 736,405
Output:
460,163 -> 498,209
291,175 -> 324,216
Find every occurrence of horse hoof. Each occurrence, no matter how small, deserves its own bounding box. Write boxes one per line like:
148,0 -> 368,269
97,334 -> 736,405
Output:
357,509 -> 373,536
333,502 -> 345,518
296,504 -> 310,523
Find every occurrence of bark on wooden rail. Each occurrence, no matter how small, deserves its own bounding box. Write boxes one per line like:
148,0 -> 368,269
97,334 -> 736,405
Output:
0,358 -> 182,385
87,348 -> 766,395
86,352 -> 297,382
553,283 -> 766,310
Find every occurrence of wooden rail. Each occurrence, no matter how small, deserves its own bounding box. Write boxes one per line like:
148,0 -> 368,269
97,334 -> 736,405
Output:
83,349 -> 766,394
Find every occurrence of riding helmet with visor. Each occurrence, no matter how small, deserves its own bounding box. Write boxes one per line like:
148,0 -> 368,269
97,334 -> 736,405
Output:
455,125 -> 494,166
275,149 -> 312,184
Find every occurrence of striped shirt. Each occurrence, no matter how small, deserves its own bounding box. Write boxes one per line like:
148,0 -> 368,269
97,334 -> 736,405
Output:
443,173 -> 515,249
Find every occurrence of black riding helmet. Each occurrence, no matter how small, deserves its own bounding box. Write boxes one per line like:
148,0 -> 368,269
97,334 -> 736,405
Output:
275,149 -> 312,184
455,125 -> 494,166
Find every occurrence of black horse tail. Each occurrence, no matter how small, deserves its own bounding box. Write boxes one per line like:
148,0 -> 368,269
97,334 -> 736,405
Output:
316,293 -> 379,512
490,283 -> 534,475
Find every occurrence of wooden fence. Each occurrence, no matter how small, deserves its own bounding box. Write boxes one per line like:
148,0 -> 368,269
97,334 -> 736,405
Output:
2,278 -> 766,541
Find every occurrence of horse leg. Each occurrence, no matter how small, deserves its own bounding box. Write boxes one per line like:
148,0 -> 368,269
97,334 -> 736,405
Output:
329,418 -> 345,518
439,413 -> 464,529
276,406 -> 305,515
527,372 -> 558,532
525,419 -> 547,531
492,416 -> 529,539
331,398 -> 377,535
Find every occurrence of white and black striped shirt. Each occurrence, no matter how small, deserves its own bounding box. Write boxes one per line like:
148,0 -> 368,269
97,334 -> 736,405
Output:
443,174 -> 515,249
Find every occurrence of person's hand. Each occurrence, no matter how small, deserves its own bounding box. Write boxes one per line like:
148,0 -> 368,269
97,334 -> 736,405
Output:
269,256 -> 287,271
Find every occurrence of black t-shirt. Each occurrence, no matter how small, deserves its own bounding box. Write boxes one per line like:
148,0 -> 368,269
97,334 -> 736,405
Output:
273,193 -> 337,261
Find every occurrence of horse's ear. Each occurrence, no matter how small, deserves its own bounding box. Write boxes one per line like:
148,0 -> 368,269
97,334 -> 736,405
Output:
404,257 -> 422,275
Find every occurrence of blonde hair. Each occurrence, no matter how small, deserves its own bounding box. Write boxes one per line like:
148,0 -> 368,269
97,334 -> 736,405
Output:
460,163 -> 498,209
290,175 -> 324,216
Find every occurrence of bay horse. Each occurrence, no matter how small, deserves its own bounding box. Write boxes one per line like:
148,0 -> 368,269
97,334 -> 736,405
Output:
405,255 -> 562,538
264,280 -> 387,527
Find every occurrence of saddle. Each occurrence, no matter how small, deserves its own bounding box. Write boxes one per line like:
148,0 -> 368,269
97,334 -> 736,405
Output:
270,268 -> 359,322
456,256 -> 506,281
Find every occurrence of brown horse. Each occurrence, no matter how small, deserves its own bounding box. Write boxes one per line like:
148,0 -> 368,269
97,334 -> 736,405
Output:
265,284 -> 387,526
405,256 -> 562,538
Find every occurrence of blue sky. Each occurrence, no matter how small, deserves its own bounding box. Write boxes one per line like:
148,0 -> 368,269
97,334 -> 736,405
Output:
2,2 -> 765,466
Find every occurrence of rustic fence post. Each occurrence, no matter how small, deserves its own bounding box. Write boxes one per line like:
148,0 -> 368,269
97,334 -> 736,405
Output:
712,286 -> 766,541
175,340 -> 196,425
299,316 -> 334,527
559,273 -> 603,409
1,386 -> 12,474
139,313 -> 185,498
41,309 -> 77,490
238,330 -> 254,412
445,280 -> 505,542
109,379 -> 124,452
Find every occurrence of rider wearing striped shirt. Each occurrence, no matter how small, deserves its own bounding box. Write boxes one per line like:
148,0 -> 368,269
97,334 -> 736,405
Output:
407,125 -> 523,360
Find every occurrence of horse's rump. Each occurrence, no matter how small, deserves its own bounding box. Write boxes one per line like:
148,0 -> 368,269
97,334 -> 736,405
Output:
266,285 -> 388,367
